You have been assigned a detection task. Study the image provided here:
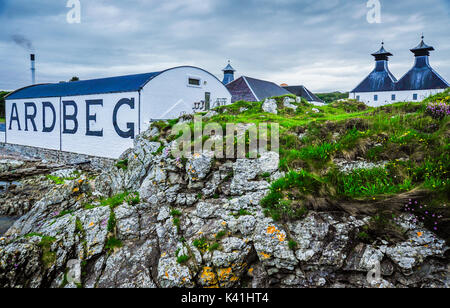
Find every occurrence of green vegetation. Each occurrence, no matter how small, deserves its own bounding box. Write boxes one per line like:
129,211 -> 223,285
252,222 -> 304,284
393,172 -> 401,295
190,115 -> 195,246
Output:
327,167 -> 413,198
215,231 -> 227,240
231,209 -> 253,218
193,238 -> 209,252
193,91 -> 449,240
177,254 -> 190,264
84,191 -> 134,210
107,211 -> 116,233
115,159 -> 129,171
316,92 -> 349,104
46,172 -> 80,185
38,236 -> 57,268
125,192 -> 140,205
152,90 -> 449,241
288,240 -> 298,250
0,91 -> 9,120
170,209 -> 182,217
105,237 -> 123,252
208,242 -> 220,252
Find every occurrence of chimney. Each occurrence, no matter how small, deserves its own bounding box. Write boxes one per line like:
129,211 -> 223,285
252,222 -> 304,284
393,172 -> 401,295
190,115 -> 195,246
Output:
30,54 -> 36,84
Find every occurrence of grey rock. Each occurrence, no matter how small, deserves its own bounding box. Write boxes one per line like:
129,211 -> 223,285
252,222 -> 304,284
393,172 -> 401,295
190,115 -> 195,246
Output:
262,99 -> 278,114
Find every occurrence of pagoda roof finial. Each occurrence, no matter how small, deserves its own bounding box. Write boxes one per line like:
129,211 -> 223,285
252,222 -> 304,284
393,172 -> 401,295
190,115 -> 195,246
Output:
411,34 -> 434,56
371,41 -> 393,60
222,60 -> 236,72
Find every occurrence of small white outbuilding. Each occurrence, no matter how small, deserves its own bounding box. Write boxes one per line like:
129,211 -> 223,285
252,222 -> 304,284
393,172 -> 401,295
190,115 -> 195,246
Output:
5,66 -> 231,159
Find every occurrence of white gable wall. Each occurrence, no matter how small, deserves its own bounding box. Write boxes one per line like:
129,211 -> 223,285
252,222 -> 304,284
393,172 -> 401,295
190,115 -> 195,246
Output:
350,88 -> 445,107
140,67 -> 231,130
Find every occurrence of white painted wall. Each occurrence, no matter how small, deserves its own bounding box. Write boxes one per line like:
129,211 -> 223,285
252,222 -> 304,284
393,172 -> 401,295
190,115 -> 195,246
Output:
140,67 -> 231,130
6,97 -> 61,150
60,92 -> 139,158
350,89 -> 445,107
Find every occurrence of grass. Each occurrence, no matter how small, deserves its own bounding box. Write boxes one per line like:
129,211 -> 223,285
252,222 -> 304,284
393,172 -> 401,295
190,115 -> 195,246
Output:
288,240 -> 298,250
177,255 -> 190,264
46,173 -> 80,185
327,167 -> 413,198
208,243 -> 220,252
152,91 -> 449,238
193,238 -> 209,252
231,209 -> 253,218
115,159 -> 128,171
38,236 -> 57,268
261,170 -> 318,221
105,237 -> 123,252
84,191 -> 133,210
215,231 -> 227,240
107,210 -> 116,233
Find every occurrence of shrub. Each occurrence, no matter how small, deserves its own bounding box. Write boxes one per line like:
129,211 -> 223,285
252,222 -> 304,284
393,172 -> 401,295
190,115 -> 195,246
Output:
426,102 -> 449,119
193,238 -> 208,252
105,237 -> 123,252
115,159 -> 128,171
107,211 -> 116,232
215,231 -> 227,240
208,243 -> 220,252
170,209 -> 182,217
125,192 -> 140,205
327,167 -> 412,198
288,240 -> 298,250
177,255 -> 190,264
261,171 -> 319,221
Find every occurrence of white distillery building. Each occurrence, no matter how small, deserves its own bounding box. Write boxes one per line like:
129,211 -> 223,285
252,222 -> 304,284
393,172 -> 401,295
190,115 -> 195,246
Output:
350,37 -> 449,106
4,66 -> 231,159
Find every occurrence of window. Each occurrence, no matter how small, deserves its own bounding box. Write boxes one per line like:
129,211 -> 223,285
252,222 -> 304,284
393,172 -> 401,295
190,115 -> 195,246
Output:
374,95 -> 378,101
413,94 -> 418,100
356,95 -> 360,101
392,94 -> 396,101
188,78 -> 201,86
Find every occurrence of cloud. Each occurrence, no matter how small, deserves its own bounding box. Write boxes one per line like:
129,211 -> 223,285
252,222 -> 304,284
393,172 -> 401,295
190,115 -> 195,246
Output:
0,0 -> 448,92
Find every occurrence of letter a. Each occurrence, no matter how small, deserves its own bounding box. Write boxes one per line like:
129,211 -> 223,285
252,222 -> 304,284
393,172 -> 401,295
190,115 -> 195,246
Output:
367,0 -> 381,24
66,0 -> 81,24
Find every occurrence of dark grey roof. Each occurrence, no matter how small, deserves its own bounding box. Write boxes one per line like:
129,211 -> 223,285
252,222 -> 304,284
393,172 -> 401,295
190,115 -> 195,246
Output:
396,56 -> 449,91
351,60 -> 397,93
6,66 -> 227,100
226,77 -> 257,102
282,85 -> 324,103
7,72 -> 161,99
243,76 -> 291,101
411,39 -> 435,54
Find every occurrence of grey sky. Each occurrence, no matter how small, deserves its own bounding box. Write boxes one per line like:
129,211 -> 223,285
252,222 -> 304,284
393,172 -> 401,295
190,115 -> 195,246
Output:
0,0 -> 449,92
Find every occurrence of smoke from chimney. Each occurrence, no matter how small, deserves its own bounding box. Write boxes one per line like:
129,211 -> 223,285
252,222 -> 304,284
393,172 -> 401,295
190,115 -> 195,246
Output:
11,34 -> 34,51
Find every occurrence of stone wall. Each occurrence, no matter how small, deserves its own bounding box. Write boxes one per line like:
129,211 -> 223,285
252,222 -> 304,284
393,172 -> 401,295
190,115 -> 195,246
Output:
0,142 -> 115,170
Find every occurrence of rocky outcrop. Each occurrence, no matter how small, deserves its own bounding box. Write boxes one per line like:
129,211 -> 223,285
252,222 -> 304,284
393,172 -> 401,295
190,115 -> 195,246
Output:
262,99 -> 278,115
0,127 -> 448,288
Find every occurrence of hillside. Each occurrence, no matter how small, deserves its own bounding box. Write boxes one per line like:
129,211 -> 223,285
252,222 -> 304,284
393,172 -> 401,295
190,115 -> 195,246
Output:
0,89 -> 448,288
0,91 -> 9,120
315,91 -> 349,104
